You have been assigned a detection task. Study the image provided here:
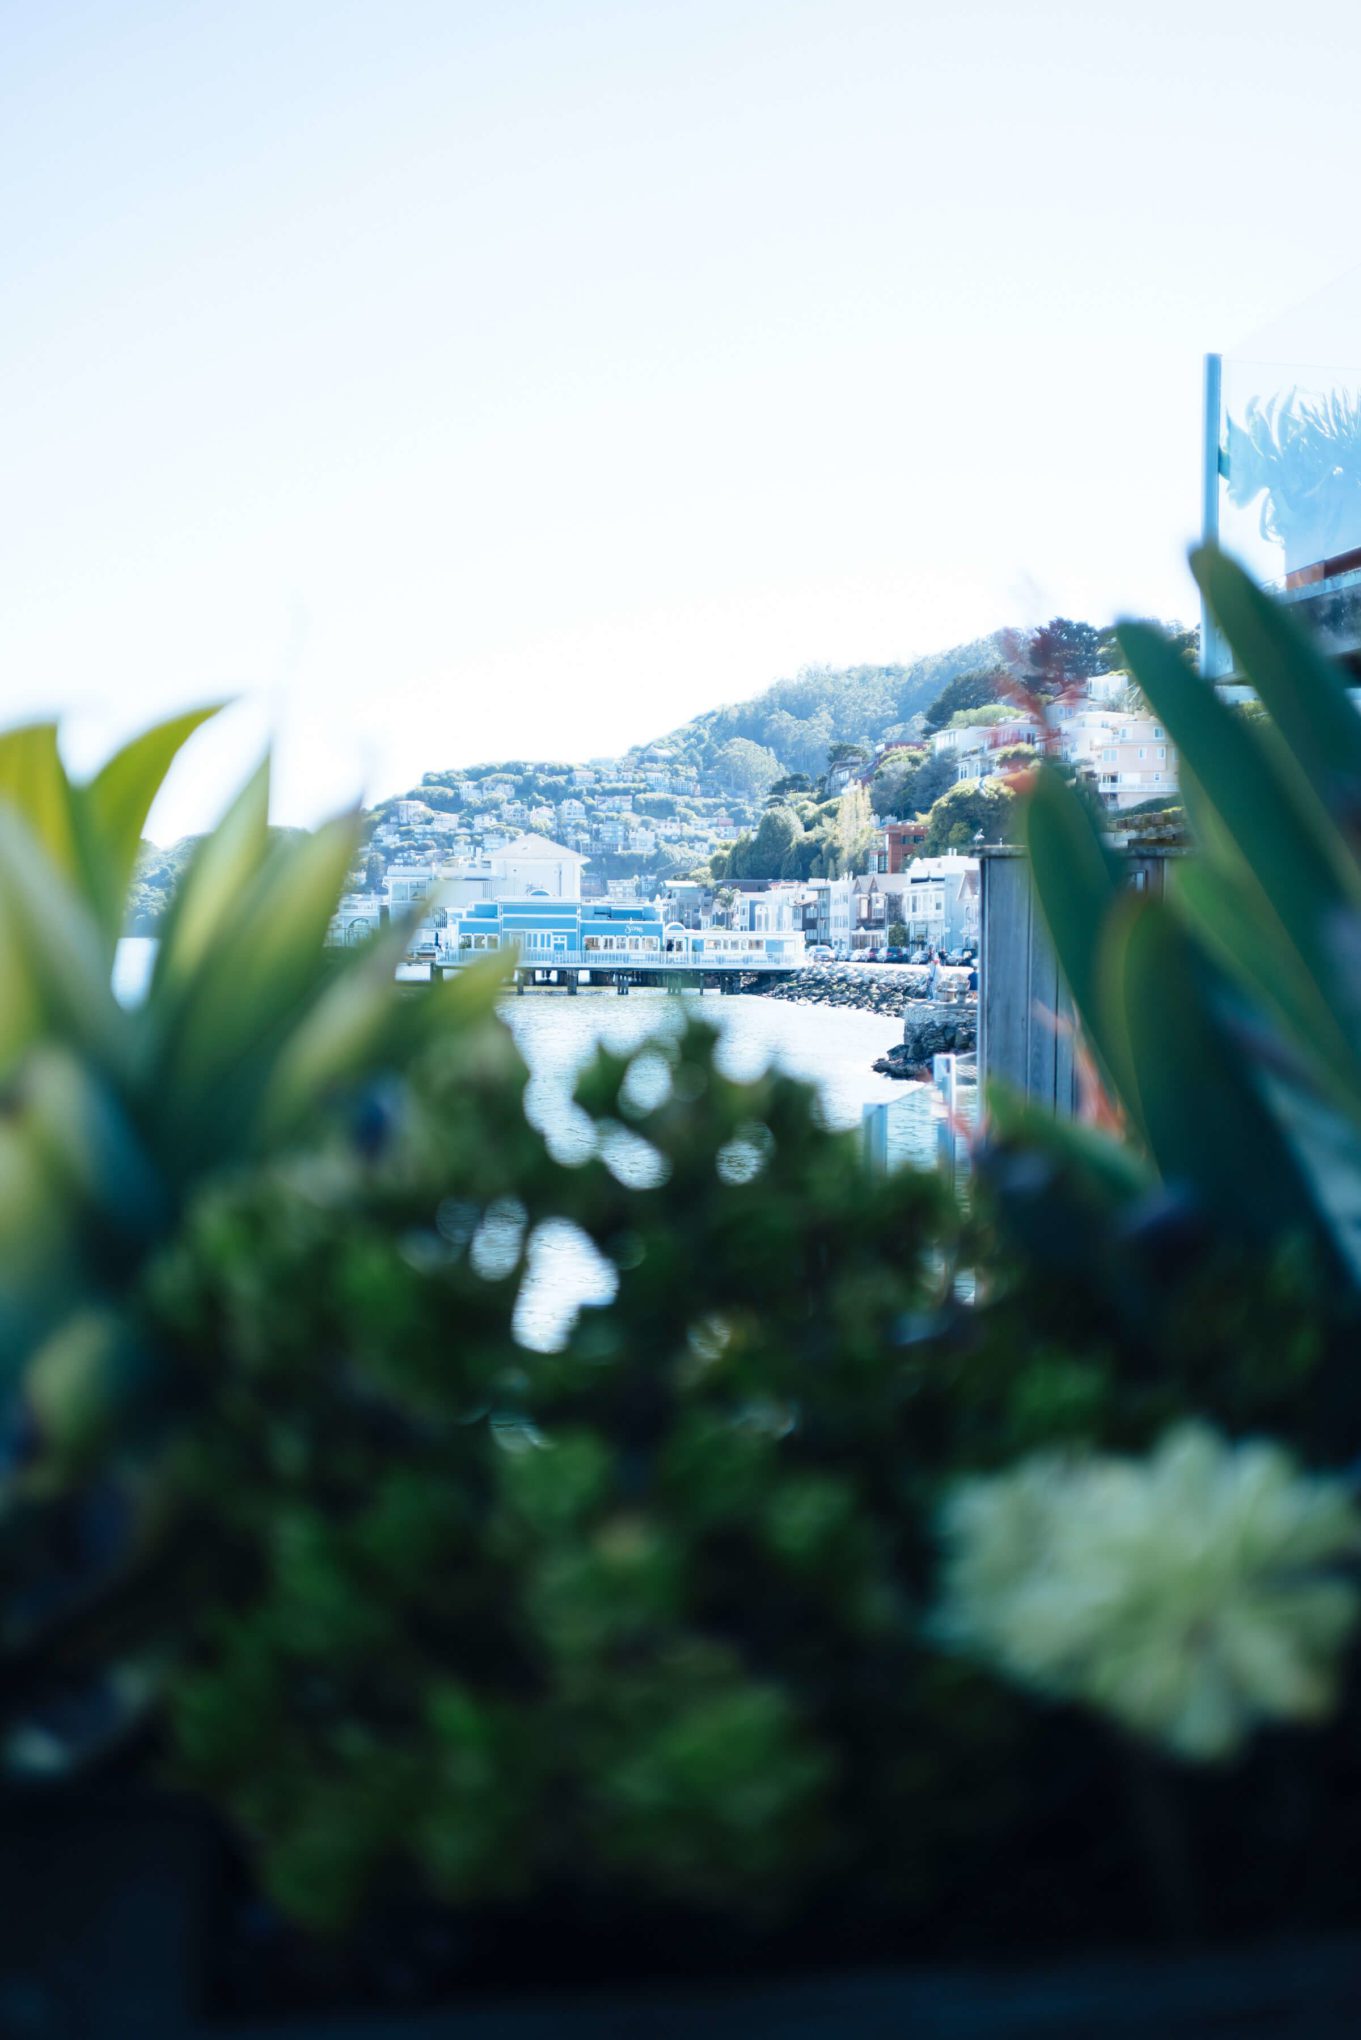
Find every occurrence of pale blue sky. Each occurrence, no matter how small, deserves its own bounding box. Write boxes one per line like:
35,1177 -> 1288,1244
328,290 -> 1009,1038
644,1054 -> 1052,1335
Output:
3,0 -> 1358,837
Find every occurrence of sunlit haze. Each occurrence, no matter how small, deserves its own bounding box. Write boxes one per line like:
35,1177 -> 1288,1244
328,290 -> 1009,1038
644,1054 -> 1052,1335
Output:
3,0 -> 1358,839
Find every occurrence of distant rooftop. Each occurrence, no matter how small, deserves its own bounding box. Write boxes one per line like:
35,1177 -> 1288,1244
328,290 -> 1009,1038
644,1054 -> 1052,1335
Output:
497,832 -> 584,862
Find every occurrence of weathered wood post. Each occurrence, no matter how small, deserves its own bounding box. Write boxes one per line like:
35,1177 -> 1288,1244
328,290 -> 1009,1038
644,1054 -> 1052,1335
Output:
977,839 -> 1183,1117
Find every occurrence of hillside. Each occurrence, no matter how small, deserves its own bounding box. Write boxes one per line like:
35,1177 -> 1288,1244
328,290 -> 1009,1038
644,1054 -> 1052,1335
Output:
126,619 -> 1128,922
624,635 -> 1018,782
352,630 -> 1023,886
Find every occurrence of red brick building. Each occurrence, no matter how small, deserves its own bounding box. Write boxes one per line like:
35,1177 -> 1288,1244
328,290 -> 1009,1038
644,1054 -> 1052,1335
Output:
883,819 -> 929,873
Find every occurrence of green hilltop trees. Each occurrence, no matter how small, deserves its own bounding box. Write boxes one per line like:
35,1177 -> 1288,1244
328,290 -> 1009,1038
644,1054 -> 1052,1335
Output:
647,641 -> 1016,784
712,779 -> 881,882
713,738 -> 786,800
922,666 -> 1013,732
922,778 -> 1019,853
869,746 -> 954,821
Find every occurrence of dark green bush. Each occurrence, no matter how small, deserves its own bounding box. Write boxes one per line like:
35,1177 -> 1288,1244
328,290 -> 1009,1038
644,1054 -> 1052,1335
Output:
150,1009 -> 1000,1931
10,556 -> 1361,1970
141,976 -> 1361,1952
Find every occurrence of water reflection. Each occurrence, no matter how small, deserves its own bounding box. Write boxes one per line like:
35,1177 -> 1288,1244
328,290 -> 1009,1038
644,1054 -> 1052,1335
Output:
113,942 -> 938,1345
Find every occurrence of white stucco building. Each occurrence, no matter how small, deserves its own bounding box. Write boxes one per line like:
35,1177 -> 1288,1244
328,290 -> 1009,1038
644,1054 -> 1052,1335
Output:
487,833 -> 584,899
1058,711 -> 1176,811
895,854 -> 980,953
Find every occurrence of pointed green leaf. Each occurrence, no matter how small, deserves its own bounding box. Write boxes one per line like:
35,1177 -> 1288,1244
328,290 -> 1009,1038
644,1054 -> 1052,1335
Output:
152,813 -> 363,1169
1023,766 -> 1139,1125
1102,895 -> 1326,1246
151,758 -> 271,996
0,882 -> 46,1072
256,911 -> 422,1139
0,1110 -> 85,1362
1191,547 -> 1361,820
984,1078 -> 1153,1204
1171,857 -> 1361,1124
0,810 -> 127,1082
0,724 -> 81,882
1175,756 -> 1237,872
1253,1066 -> 1361,1285
1120,620 -> 1360,898
76,706 -> 222,944
1118,619 -> 1361,1029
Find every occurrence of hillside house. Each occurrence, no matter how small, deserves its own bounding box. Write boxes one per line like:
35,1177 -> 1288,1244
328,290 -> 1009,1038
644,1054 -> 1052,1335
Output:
883,818 -> 930,871
931,718 -> 1042,769
328,893 -> 387,947
491,833 -> 584,899
899,854 -> 980,953
1059,711 -> 1176,811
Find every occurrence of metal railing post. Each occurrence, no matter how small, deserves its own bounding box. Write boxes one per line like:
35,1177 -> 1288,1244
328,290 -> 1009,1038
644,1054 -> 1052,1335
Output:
1202,352 -> 1230,680
862,1101 -> 890,1174
933,1053 -> 957,1179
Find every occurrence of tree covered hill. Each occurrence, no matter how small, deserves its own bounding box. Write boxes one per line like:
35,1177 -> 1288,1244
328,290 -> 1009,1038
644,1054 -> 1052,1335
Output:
351,628 -> 1027,856
123,613 -> 1190,923
627,634 -> 1019,784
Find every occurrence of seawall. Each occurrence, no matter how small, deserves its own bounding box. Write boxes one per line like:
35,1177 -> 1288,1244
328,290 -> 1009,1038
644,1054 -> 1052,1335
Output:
743,961 -> 969,1020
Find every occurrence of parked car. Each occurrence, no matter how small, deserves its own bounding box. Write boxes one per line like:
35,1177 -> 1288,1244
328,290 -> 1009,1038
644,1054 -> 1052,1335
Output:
806,943 -> 835,962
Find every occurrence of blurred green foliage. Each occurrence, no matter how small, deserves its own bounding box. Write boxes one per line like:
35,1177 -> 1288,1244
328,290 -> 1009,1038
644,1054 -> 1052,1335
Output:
0,714 -> 503,1767
6,563 -> 1361,1961
1021,548 -> 1361,1277
148,1000 -> 1360,1939
150,1016 -> 994,1930
965,548 -> 1361,1482
0,714 -> 472,1437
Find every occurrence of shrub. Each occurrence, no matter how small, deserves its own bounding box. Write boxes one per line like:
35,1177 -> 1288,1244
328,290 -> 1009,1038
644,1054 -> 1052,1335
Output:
937,549 -> 1361,1788
7,555 -> 1361,1977
922,777 -> 1018,852
149,1017 -> 974,1931
145,995 -> 1361,1959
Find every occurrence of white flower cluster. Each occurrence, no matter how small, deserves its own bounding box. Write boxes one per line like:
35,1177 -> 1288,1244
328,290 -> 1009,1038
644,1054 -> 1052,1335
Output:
934,1424 -> 1361,1761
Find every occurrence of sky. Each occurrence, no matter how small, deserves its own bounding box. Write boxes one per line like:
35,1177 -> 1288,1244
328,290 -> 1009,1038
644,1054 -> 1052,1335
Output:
3,0 -> 1360,840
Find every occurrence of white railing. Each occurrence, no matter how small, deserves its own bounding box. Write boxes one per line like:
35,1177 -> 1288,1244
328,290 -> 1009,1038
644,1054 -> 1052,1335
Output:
437,941 -> 801,972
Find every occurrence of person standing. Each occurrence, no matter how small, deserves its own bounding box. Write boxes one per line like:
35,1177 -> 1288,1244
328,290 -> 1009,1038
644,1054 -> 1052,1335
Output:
924,950 -> 940,1002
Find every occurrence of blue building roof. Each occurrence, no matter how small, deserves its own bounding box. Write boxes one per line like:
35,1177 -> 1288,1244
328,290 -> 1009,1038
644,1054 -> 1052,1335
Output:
446,898 -> 665,935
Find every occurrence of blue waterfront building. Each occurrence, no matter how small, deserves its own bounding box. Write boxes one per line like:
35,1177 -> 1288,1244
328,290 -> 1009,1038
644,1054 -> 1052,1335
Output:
439,899 -> 804,974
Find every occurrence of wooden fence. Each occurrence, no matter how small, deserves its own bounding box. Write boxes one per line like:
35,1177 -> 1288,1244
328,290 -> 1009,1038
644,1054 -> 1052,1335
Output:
978,845 -> 1182,1116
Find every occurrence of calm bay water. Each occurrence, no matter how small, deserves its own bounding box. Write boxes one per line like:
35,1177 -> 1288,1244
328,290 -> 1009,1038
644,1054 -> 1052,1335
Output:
115,940 -> 934,1345
503,990 -> 934,1346
504,987 -> 923,1137
115,939 -> 926,1150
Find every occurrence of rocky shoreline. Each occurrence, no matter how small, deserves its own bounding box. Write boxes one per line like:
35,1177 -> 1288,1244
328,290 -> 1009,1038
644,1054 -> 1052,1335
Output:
743,961 -> 968,1018
873,1006 -> 977,1081
740,964 -> 977,1082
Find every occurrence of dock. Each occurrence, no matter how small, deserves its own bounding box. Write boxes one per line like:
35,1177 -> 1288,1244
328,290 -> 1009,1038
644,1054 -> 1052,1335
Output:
427,950 -> 796,995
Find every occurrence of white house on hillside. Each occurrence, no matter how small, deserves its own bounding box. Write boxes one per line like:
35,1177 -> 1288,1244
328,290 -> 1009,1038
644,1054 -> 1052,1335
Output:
490,833 -> 584,899
1058,711 -> 1176,811
896,854 -> 980,953
329,893 -> 386,946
